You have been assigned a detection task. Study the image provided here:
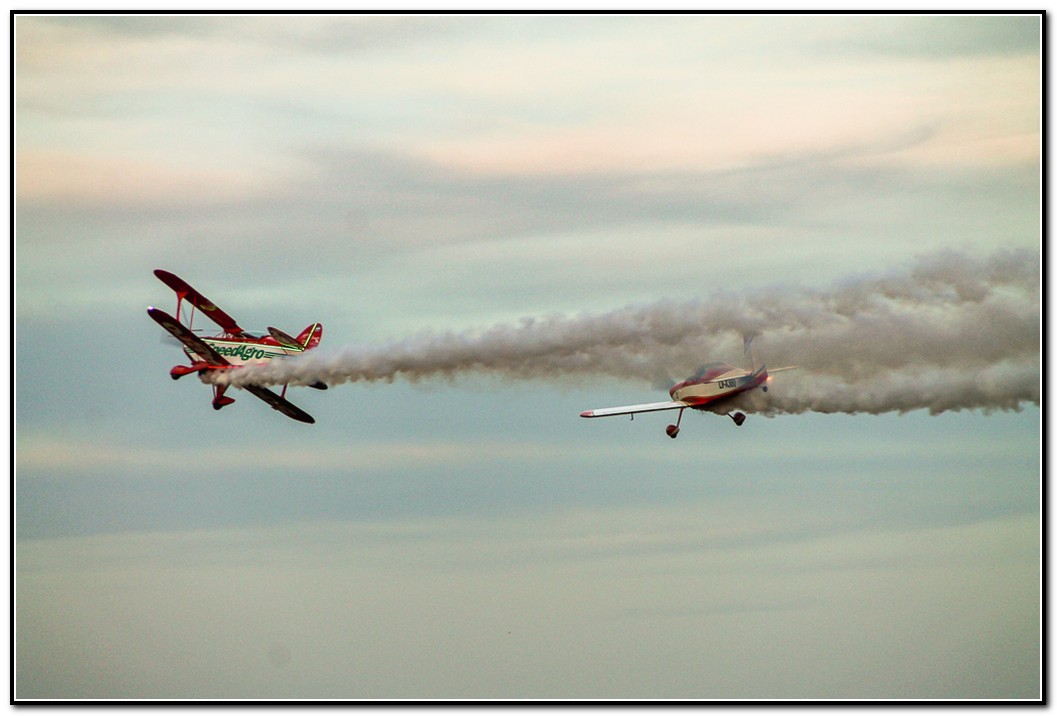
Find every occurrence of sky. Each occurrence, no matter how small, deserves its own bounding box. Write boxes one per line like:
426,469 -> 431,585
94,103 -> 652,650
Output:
13,12 -> 1041,700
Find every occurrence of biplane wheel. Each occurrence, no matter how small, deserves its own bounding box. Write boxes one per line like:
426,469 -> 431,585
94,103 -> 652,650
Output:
730,412 -> 746,426
665,424 -> 680,439
213,396 -> 236,410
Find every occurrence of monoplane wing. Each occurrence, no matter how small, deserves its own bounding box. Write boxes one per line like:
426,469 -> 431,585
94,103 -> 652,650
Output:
243,385 -> 316,424
580,400 -> 688,418
147,307 -> 231,366
154,269 -> 246,336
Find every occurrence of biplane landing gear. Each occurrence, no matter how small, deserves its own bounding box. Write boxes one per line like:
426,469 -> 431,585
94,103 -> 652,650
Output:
170,364 -> 195,380
212,385 -> 235,411
730,411 -> 746,426
666,408 -> 685,439
171,362 -> 209,381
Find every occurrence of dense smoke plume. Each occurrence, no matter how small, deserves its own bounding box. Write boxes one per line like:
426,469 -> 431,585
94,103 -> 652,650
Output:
220,249 -> 1039,416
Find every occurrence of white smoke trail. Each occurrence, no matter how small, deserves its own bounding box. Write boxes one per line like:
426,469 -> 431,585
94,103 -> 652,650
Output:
219,249 -> 1040,415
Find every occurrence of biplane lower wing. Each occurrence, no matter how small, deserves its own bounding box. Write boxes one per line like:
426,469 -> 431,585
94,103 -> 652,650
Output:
148,307 -> 314,424
244,385 -> 316,424
147,307 -> 230,367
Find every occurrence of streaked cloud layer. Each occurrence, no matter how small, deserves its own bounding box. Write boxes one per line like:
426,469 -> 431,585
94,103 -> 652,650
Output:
14,13 -> 1040,700
17,508 -> 1038,698
16,13 -> 1039,324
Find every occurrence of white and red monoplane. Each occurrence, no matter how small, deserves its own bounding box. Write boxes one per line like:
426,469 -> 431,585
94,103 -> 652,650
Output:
148,270 -> 325,423
580,338 -> 795,438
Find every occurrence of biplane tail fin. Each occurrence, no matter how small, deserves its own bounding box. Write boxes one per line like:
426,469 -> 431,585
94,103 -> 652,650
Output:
296,323 -> 323,350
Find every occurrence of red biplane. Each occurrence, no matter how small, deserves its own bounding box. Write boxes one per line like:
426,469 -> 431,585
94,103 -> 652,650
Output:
148,270 -> 325,423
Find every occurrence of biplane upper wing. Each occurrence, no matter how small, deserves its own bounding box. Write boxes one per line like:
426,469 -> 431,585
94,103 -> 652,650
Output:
243,385 -> 316,424
147,306 -> 230,366
154,269 -> 246,336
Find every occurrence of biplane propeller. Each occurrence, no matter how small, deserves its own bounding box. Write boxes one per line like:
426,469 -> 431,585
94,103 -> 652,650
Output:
148,270 -> 325,424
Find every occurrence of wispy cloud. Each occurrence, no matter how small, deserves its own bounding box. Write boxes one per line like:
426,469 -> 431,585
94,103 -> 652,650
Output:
16,436 -> 572,474
15,14 -> 1040,327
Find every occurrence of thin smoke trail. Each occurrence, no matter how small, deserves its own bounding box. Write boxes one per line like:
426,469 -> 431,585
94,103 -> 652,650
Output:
217,249 -> 1040,416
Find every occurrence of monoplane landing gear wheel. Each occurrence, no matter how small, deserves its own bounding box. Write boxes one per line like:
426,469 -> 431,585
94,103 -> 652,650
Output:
666,407 -> 685,439
730,411 -> 746,426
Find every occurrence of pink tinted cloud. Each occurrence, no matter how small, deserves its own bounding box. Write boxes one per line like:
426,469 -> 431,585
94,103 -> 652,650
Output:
17,150 -> 267,208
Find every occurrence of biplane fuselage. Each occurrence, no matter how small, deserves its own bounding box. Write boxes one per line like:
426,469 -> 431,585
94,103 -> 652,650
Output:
190,331 -> 318,367
148,270 -> 324,423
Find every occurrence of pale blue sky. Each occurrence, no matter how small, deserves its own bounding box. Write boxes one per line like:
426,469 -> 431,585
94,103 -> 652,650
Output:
14,13 -> 1040,700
